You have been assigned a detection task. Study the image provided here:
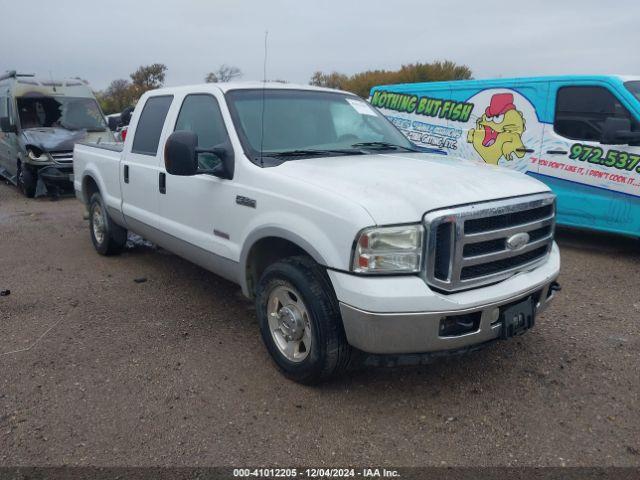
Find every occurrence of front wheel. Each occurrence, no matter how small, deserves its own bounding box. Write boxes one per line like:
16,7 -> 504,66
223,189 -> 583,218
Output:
17,163 -> 36,198
89,192 -> 127,255
255,256 -> 352,384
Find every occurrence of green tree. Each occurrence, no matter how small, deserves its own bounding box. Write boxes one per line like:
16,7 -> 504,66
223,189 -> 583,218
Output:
130,63 -> 167,95
98,78 -> 135,114
310,61 -> 472,98
309,71 -> 348,90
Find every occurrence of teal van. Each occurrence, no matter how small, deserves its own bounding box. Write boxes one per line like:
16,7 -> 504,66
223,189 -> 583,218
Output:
370,76 -> 640,237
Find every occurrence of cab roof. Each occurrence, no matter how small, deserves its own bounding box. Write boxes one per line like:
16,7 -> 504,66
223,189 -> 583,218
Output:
145,81 -> 354,97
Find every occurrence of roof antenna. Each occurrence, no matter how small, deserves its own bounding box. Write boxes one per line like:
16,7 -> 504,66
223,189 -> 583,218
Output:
259,30 -> 268,167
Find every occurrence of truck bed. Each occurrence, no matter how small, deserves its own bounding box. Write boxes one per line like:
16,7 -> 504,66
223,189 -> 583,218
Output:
76,141 -> 124,152
73,142 -> 124,211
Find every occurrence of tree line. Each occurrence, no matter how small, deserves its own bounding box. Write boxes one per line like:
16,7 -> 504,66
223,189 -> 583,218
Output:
97,63 -> 243,114
309,60 -> 472,98
97,60 -> 472,114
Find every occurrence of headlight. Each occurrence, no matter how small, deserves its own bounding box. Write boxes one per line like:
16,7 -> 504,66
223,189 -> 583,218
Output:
27,149 -> 52,162
352,224 -> 423,274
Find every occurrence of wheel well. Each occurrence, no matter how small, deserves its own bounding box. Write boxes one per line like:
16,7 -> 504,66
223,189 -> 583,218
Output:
245,237 -> 314,297
82,175 -> 99,204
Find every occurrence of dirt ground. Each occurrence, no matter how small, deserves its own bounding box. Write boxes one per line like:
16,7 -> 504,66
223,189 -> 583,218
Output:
0,181 -> 639,467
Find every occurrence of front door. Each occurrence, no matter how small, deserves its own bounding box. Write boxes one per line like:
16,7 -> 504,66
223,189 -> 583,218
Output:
539,83 -> 640,235
157,93 -> 236,264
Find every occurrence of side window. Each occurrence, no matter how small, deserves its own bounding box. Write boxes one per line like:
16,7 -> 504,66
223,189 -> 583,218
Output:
174,94 -> 229,169
554,86 -> 637,141
0,96 -> 14,128
131,95 -> 173,155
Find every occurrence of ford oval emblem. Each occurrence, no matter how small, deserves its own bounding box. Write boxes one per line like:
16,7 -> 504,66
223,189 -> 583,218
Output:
506,232 -> 530,251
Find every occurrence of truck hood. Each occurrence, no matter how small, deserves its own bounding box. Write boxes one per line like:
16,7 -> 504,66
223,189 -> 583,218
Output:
276,152 -> 550,224
21,128 -> 113,152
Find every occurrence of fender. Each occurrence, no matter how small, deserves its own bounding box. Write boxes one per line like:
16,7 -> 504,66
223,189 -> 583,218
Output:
239,225 -> 337,297
80,167 -> 126,227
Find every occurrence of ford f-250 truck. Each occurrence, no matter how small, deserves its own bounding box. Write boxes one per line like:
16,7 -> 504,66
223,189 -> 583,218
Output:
73,82 -> 560,383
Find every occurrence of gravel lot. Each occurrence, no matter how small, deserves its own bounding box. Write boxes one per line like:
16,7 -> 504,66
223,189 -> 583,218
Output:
0,181 -> 639,467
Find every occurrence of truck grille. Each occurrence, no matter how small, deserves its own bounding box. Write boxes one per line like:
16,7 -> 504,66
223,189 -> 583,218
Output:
50,151 -> 73,165
423,193 -> 555,292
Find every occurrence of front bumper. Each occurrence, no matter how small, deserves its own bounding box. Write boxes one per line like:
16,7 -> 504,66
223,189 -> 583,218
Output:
340,280 -> 557,354
36,165 -> 74,186
331,243 -> 561,354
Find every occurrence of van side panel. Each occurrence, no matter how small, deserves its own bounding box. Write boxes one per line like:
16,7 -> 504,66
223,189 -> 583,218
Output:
531,173 -> 640,237
371,76 -> 640,237
370,79 -> 550,173
369,84 -> 453,153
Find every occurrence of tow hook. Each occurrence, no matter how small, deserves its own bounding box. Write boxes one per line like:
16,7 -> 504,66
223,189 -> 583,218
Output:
550,281 -> 561,292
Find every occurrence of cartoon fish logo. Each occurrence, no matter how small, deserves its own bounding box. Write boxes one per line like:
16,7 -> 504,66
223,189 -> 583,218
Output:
467,93 -> 526,165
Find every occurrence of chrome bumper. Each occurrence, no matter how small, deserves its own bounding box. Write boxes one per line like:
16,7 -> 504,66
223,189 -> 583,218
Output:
339,279 -> 558,354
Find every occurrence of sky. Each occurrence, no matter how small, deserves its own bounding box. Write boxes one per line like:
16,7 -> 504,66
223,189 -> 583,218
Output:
3,0 -> 639,91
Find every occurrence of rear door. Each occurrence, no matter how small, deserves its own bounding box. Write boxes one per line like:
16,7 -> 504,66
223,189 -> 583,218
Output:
120,94 -> 173,230
540,82 -> 640,233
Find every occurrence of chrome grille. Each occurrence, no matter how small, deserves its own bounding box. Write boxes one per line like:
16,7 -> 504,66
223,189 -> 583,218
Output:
423,193 -> 556,292
50,150 -> 73,165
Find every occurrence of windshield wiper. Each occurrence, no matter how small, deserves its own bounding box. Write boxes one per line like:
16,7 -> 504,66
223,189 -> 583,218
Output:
351,141 -> 419,152
263,149 -> 327,157
262,149 -> 362,158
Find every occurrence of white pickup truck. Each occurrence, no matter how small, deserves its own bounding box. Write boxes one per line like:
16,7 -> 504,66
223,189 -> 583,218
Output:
73,82 -> 560,383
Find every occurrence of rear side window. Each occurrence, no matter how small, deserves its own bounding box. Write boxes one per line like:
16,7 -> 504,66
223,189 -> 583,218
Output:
132,95 -> 173,155
554,86 -> 636,141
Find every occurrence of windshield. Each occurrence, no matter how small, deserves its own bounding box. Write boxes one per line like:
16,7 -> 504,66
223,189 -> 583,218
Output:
17,96 -> 107,131
624,81 -> 640,102
226,89 -> 414,162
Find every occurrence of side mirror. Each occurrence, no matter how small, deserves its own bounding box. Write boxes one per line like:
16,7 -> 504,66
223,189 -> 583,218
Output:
164,130 -> 233,179
601,117 -> 640,145
165,130 -> 199,176
0,117 -> 16,133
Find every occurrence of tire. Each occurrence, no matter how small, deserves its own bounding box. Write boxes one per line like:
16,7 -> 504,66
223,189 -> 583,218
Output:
88,192 -> 127,256
17,162 -> 36,198
255,255 -> 352,384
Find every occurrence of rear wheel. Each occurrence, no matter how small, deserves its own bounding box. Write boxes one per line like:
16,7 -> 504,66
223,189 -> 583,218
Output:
256,256 -> 352,384
89,192 -> 127,255
17,162 -> 36,198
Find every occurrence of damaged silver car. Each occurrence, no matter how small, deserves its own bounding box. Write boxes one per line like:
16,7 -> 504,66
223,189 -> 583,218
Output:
0,71 -> 115,197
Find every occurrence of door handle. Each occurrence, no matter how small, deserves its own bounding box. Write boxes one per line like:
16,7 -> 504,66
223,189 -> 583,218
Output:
546,150 -> 568,155
123,164 -> 129,183
159,172 -> 166,194
515,148 -> 535,153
